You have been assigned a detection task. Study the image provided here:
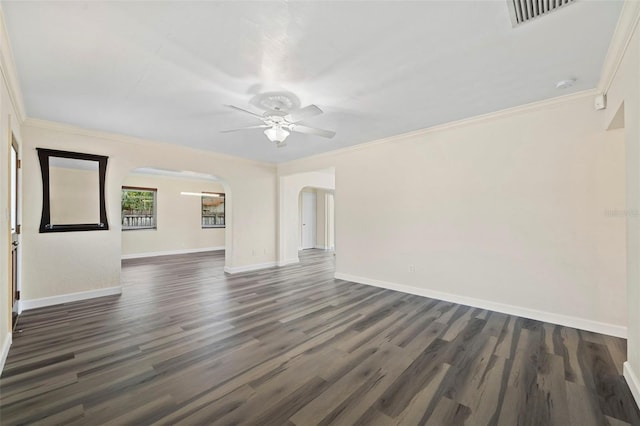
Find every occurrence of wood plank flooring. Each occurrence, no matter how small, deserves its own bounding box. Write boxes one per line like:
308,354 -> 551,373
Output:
1,249 -> 638,425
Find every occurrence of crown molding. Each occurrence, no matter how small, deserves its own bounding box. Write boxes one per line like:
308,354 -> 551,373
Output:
22,117 -> 277,169
279,89 -> 597,169
598,0 -> 640,94
0,7 -> 26,122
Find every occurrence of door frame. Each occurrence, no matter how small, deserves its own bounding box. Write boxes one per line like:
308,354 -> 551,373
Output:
325,192 -> 335,250
9,131 -> 20,327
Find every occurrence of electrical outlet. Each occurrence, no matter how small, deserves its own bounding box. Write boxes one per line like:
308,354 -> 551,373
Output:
252,249 -> 256,256
408,264 -> 415,273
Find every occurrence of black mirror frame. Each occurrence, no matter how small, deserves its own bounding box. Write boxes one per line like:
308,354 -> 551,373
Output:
37,148 -> 109,233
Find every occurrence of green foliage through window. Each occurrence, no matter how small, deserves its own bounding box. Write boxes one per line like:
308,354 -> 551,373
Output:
122,187 -> 157,230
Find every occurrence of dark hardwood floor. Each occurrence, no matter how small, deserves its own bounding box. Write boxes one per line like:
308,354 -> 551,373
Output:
1,250 -> 638,425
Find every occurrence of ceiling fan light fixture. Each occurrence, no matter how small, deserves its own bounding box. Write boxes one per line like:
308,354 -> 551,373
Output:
264,126 -> 290,143
223,102 -> 335,146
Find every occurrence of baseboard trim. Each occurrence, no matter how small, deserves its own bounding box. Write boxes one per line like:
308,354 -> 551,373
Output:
21,286 -> 123,311
277,258 -> 300,267
224,262 -> 277,274
624,362 -> 640,409
0,333 -> 11,375
122,246 -> 224,260
334,273 -> 627,338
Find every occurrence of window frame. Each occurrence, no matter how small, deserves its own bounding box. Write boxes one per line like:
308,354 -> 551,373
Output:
201,192 -> 225,229
121,186 -> 158,231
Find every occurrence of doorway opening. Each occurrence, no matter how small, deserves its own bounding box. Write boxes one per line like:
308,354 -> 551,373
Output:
119,167 -> 231,265
9,134 -> 20,329
278,168 -> 335,266
301,191 -> 316,249
299,187 -> 335,251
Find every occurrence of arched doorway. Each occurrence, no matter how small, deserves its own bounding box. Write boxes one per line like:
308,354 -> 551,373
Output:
119,167 -> 232,264
278,168 -> 335,266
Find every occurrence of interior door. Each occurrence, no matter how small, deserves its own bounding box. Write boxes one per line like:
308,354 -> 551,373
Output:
10,137 -> 19,328
301,191 -> 316,249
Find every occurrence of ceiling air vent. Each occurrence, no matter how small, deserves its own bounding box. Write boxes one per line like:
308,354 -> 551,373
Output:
507,0 -> 575,26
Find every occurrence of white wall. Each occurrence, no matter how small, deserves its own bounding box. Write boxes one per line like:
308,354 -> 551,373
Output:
327,192 -> 335,249
121,173 -> 225,257
49,167 -> 99,224
20,120 -> 277,301
278,170 -> 335,266
0,9 -> 24,371
279,92 -> 627,336
604,2 -> 640,405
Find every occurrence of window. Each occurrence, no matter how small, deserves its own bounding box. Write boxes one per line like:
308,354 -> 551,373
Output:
121,187 -> 157,230
202,192 -> 225,228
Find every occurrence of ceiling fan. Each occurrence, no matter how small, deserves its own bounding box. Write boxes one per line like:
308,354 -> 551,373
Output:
221,103 -> 336,147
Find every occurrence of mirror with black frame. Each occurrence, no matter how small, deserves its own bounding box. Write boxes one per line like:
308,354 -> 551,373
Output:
37,148 -> 109,233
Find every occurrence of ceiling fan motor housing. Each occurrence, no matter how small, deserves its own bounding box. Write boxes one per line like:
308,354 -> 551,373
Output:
250,91 -> 301,113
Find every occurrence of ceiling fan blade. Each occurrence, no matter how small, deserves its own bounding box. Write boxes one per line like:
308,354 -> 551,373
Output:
224,104 -> 265,119
284,104 -> 323,123
291,124 -> 336,139
220,124 -> 269,133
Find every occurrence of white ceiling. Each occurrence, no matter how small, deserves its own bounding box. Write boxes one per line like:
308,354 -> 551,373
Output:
3,1 -> 623,163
